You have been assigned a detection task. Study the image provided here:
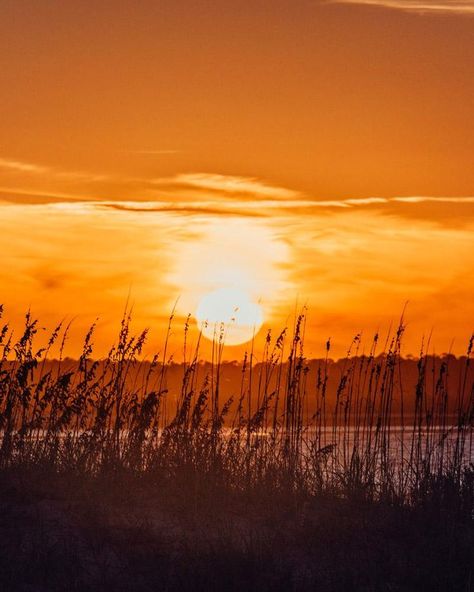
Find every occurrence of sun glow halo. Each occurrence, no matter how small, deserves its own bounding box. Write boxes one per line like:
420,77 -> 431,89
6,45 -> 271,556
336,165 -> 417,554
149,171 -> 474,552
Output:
195,287 -> 263,345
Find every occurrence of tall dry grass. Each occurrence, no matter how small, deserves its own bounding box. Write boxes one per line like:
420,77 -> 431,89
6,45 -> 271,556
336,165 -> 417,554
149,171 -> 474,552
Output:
0,304 -> 472,510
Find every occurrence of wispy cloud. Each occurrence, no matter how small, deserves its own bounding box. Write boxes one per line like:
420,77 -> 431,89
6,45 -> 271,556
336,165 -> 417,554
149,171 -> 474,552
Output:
0,155 -> 112,202
0,158 -> 49,174
329,0 -> 474,14
2,157 -> 473,225
151,173 -> 301,200
0,187 -> 97,203
392,196 -> 474,203
2,193 -> 473,213
101,195 -> 474,212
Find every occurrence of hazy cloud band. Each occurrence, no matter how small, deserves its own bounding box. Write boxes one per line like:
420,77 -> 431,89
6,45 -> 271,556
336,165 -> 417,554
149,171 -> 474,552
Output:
329,0 -> 474,14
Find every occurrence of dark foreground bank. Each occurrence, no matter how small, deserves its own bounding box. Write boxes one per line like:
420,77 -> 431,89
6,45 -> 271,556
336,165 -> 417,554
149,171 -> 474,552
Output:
0,467 -> 472,592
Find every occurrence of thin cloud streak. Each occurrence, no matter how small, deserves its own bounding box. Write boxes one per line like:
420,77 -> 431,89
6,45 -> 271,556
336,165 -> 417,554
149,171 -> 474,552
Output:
98,195 -> 474,218
4,162 -> 473,212
151,173 -> 302,200
329,0 -> 474,13
0,156 -> 111,187
0,187 -> 100,203
393,196 -> 474,203
2,194 -> 474,214
0,158 -> 49,174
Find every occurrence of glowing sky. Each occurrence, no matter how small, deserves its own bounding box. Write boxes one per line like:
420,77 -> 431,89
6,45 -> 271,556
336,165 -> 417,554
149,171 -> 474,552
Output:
0,1 -> 473,358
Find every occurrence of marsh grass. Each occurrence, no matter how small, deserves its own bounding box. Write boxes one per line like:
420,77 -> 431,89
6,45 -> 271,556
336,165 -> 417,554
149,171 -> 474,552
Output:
0,305 -> 473,591
0,305 -> 472,501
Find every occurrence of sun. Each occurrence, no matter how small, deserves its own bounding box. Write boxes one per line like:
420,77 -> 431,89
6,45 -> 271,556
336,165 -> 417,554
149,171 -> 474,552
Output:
195,287 -> 264,345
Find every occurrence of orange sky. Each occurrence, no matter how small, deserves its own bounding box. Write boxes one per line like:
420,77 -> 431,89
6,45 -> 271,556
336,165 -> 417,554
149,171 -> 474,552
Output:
0,1 -> 473,359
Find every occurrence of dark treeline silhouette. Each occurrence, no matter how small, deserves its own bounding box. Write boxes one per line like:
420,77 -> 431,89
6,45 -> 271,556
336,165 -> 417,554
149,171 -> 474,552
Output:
11,353 -> 471,424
